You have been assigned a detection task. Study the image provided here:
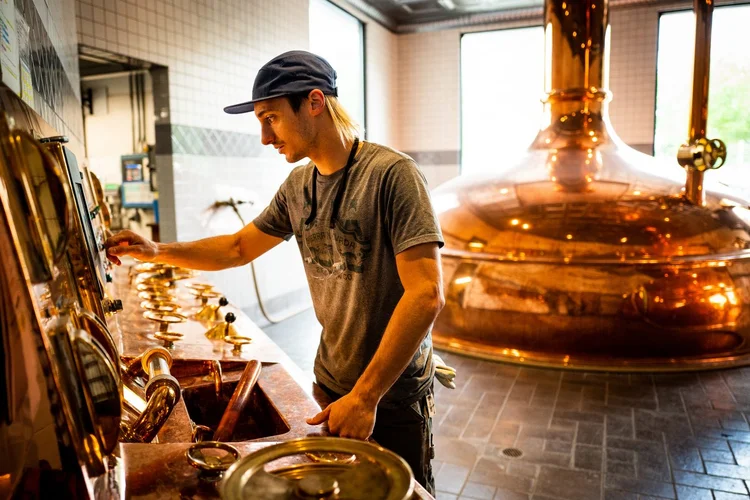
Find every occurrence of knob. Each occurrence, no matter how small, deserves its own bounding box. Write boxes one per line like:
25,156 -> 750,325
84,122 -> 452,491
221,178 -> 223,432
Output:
105,273 -> 113,283
204,312 -> 239,340
219,296 -> 228,307
39,135 -> 69,144
224,335 -> 252,354
102,298 -> 123,314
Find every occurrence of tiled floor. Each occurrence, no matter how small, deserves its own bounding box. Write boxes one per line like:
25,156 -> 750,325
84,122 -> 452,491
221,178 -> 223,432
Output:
260,308 -> 750,500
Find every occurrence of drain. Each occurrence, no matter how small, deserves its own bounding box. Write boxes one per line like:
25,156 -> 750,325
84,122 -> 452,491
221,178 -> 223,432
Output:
502,448 -> 523,458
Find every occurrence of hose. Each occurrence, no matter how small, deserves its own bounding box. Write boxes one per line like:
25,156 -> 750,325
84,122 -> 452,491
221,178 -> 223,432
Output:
215,198 -> 310,324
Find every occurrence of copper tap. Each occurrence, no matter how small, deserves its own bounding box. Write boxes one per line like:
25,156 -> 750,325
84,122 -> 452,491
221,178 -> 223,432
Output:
121,347 -> 182,443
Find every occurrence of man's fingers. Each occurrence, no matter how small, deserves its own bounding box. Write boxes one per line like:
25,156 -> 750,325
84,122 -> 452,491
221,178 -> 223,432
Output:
104,230 -> 136,248
306,406 -> 331,425
108,244 -> 146,256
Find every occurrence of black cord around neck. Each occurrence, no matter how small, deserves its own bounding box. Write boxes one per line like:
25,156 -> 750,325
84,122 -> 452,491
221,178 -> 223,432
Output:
305,137 -> 360,228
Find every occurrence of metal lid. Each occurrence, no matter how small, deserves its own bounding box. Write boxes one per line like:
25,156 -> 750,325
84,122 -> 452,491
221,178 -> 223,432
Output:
220,437 -> 414,500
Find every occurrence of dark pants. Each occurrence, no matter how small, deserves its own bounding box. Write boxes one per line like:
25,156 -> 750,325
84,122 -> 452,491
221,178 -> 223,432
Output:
317,383 -> 436,496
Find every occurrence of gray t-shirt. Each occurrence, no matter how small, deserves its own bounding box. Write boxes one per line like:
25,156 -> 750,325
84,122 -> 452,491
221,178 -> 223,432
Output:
253,141 -> 444,407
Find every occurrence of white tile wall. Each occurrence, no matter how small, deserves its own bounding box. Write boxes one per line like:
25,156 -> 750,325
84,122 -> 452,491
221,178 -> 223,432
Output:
396,30 -> 461,153
76,0 -> 309,136
365,20 -> 399,148
609,4 -> 661,148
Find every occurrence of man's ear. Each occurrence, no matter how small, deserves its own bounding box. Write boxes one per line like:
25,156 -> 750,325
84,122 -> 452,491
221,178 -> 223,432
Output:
308,89 -> 326,116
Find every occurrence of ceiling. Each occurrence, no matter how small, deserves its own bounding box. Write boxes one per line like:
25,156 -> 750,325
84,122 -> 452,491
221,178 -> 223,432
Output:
341,0 -> 679,32
342,0 -> 543,30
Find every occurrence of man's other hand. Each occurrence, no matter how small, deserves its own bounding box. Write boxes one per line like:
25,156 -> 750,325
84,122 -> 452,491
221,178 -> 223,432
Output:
104,230 -> 159,265
306,392 -> 377,441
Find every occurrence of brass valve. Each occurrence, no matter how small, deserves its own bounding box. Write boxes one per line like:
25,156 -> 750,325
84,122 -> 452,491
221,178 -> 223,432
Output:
140,300 -> 181,313
677,137 -> 727,172
189,287 -> 222,306
195,296 -> 229,323
224,335 -> 252,355
144,310 -> 187,349
121,347 -> 182,444
205,311 -> 239,341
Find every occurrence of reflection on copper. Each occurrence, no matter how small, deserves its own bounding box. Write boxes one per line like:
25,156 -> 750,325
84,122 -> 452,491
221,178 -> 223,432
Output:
431,0 -> 750,370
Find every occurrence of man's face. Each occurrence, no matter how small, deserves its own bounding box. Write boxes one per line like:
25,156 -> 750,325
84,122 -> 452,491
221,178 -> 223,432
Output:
254,96 -> 312,163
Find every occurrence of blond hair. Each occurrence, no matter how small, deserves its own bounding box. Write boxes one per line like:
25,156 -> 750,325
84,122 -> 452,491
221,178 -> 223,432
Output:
325,96 -> 361,145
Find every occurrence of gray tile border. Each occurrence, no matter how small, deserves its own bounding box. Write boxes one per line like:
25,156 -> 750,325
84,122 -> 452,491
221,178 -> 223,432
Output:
170,124 -> 261,157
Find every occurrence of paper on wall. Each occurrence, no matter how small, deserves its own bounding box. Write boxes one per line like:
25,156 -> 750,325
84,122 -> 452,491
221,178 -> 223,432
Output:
20,60 -> 32,107
0,0 -> 20,95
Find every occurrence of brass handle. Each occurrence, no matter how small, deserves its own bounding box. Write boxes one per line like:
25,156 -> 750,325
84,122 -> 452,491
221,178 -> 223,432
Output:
138,291 -> 174,302
223,335 -> 252,354
145,310 -> 187,347
140,300 -> 180,313
138,275 -> 177,287
136,282 -> 173,293
187,441 -> 240,471
134,262 -> 169,273
189,288 -> 222,304
187,282 -> 215,292
144,310 -> 187,325
155,332 -> 184,349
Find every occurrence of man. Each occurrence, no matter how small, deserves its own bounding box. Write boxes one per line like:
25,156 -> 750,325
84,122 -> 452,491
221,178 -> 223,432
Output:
105,50 -> 444,493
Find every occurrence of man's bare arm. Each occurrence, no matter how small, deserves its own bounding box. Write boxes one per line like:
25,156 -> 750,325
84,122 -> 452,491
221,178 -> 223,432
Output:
104,222 -> 284,271
350,242 -> 444,405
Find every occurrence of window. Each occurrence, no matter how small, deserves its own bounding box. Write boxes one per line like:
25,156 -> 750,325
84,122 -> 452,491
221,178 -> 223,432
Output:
654,5 -> 750,193
460,27 -> 544,177
309,0 -> 366,136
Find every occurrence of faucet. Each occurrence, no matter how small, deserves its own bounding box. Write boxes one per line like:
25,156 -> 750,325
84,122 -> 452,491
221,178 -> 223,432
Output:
121,347 -> 182,443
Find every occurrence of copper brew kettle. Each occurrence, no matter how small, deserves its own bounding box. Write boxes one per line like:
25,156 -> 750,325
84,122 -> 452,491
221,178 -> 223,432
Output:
431,0 -> 747,370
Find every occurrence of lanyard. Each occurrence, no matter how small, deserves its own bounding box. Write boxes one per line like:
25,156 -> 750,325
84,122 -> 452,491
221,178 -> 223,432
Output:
305,137 -> 359,229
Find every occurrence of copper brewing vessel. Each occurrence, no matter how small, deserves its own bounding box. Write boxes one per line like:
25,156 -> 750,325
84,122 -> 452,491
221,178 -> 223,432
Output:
432,0 -> 750,370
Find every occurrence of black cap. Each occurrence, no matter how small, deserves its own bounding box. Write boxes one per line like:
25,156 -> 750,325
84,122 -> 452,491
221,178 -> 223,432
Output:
223,50 -> 338,114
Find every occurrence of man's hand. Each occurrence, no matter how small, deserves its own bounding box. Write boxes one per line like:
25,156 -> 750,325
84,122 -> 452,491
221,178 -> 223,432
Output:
104,230 -> 159,265
306,392 -> 378,440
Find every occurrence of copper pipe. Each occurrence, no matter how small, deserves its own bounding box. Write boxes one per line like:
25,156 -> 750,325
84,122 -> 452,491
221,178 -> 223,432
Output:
543,0 -> 609,127
684,0 -> 714,206
121,347 -> 182,443
545,0 -> 608,94
208,360 -> 223,398
213,360 -> 261,442
122,384 -> 179,443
